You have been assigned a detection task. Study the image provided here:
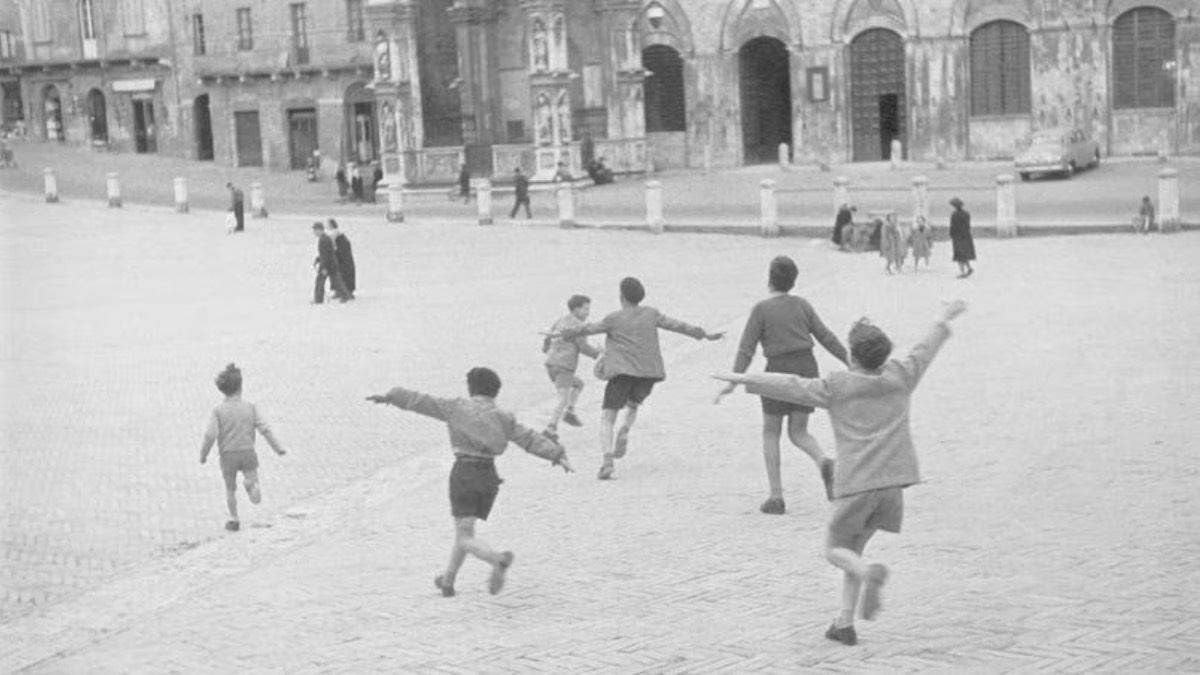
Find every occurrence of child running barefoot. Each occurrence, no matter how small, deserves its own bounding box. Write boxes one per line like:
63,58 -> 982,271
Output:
367,367 -> 572,597
199,364 -> 287,532
543,294 -> 602,434
714,300 -> 968,645
550,277 -> 724,480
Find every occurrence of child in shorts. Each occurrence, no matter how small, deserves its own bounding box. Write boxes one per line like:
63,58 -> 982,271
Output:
367,367 -> 572,597
543,294 -> 602,434
714,300 -> 967,645
551,277 -> 724,480
199,364 -> 288,532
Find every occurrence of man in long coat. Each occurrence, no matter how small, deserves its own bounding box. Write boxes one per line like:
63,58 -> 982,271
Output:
312,222 -> 350,303
949,197 -> 976,278
327,219 -> 356,296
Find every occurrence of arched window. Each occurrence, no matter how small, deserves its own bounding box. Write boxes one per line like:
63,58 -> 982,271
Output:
643,45 -> 686,132
1113,7 -> 1175,109
970,20 -> 1030,116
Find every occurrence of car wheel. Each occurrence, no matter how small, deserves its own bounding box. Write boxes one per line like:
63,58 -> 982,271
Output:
1020,172 -> 1030,181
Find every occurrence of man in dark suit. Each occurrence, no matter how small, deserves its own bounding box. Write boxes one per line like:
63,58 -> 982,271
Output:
509,167 -> 531,219
312,222 -> 350,304
327,219 -> 356,296
227,182 -> 245,232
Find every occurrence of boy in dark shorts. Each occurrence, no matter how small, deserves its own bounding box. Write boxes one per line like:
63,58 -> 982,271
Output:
367,367 -> 572,597
551,277 -> 724,480
543,294 -> 602,434
714,300 -> 967,644
199,364 -> 288,532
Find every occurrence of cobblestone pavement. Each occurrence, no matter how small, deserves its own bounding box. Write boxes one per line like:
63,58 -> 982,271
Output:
1,140 -> 1196,230
2,195 -> 1199,672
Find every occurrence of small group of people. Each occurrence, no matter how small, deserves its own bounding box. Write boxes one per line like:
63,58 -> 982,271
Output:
335,163 -> 383,205
831,197 -> 976,279
311,219 -> 356,304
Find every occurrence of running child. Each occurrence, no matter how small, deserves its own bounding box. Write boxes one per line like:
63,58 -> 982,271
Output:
367,367 -> 572,597
543,294 -> 602,434
199,363 -> 288,532
909,216 -> 933,270
549,277 -> 724,480
714,300 -> 968,645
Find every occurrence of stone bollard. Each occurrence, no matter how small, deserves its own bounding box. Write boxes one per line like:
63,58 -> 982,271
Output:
646,180 -> 664,234
106,172 -> 122,208
174,177 -> 189,213
249,182 -> 266,218
760,179 -> 779,237
833,176 -> 850,215
43,168 -> 59,203
995,173 -> 1017,238
387,182 -> 404,222
557,181 -> 577,228
1158,168 -> 1179,233
890,139 -> 903,169
778,143 -> 791,172
911,175 -> 929,225
475,178 -> 493,225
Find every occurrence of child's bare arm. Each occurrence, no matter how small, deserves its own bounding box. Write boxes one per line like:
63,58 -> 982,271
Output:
254,411 -> 287,456
199,412 -> 218,464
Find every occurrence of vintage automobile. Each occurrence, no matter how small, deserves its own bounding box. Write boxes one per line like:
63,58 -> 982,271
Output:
1015,128 -> 1101,180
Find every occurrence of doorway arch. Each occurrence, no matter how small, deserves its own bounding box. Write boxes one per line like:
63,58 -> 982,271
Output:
86,89 -> 107,142
644,45 -> 687,132
849,28 -> 906,162
739,37 -> 792,164
42,85 -> 63,141
194,94 -> 214,160
344,82 -> 377,163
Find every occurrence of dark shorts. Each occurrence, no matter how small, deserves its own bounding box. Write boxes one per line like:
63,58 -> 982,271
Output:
449,457 -> 502,520
761,350 -> 819,416
546,365 -> 584,390
220,450 -> 259,491
602,375 -> 656,410
827,487 -> 904,552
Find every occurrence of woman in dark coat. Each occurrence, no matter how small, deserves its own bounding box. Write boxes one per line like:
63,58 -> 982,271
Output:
831,204 -> 854,248
949,197 -> 975,278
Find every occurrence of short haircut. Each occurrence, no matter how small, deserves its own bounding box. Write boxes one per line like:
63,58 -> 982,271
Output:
326,218 -> 339,230
312,221 -> 324,231
215,363 -> 243,395
620,277 -> 645,305
768,256 -> 798,293
467,367 -> 502,398
567,294 -> 590,311
849,321 -> 893,371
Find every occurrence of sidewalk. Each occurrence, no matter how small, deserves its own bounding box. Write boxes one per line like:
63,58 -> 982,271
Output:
2,194 -> 1198,672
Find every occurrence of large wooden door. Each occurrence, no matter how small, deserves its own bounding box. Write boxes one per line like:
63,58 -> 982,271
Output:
739,37 -> 792,164
850,29 -> 906,162
235,111 -> 263,167
288,108 -> 318,170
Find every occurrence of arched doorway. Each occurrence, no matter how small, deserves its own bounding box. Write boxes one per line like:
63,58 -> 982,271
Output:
739,37 -> 792,164
42,85 -> 63,142
643,45 -> 687,133
86,89 -> 107,143
344,82 -> 377,164
849,28 -> 906,162
194,94 -> 214,160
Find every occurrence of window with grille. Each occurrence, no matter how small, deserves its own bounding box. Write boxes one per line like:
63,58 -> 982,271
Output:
1113,7 -> 1175,109
192,14 -> 206,55
346,0 -> 365,42
643,45 -> 687,132
290,4 -> 309,64
970,21 -> 1030,116
236,8 -> 253,51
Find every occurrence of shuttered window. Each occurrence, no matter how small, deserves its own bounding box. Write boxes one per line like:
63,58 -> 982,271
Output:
1113,7 -> 1175,109
970,21 -> 1031,116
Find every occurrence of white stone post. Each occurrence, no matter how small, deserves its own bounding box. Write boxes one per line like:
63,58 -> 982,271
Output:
911,175 -> 929,226
557,182 -> 577,229
476,178 -> 492,226
249,182 -> 266,218
1158,168 -> 1179,233
646,180 -> 664,234
996,173 -> 1017,238
43,168 -> 58,203
387,183 -> 404,222
174,177 -> 188,213
778,143 -> 790,172
760,179 -> 779,237
890,139 -> 903,169
833,176 -> 850,216
106,172 -> 121,208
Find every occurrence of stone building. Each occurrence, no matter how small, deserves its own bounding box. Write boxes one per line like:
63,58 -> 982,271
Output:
1,1 -> 25,130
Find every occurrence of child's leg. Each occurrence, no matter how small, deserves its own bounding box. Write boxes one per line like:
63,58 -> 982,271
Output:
827,532 -> 873,623
547,385 -> 572,429
243,469 -> 261,505
787,412 -> 835,500
225,487 -> 240,522
565,381 -> 583,413
613,403 -> 639,458
761,413 -> 785,501
599,407 -> 618,465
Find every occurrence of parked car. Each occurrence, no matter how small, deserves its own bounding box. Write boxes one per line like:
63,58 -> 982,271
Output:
1015,128 -> 1101,180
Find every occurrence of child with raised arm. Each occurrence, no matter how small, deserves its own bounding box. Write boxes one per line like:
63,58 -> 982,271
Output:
543,294 -> 602,434
714,300 -> 967,645
199,364 -> 287,532
367,367 -> 572,597
551,277 -> 724,480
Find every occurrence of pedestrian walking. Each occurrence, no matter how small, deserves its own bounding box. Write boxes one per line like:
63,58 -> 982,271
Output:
366,367 -> 572,597
542,294 -> 602,435
350,165 -> 365,205
510,167 -> 532,219
459,164 -> 472,204
0,135 -> 15,168
311,222 -> 350,304
714,300 -> 968,646
716,256 -> 848,514
327,219 -> 356,296
1135,195 -> 1155,234
226,182 -> 245,232
880,213 -> 906,274
199,363 -> 287,532
335,163 -> 349,204
832,204 -> 855,249
550,277 -> 724,480
948,197 -> 975,278
371,166 -> 383,203
909,216 -> 933,270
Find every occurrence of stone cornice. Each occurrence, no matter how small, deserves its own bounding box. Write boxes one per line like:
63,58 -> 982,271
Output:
447,5 -> 498,25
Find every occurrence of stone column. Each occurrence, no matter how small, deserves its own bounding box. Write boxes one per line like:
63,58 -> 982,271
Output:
250,182 -> 267,218
557,182 -> 576,228
995,174 -> 1017,238
44,168 -> 58,203
1158,168 -> 1179,233
448,2 -> 499,149
911,175 -> 928,226
521,0 -> 576,181
833,176 -> 850,215
387,182 -> 405,222
106,172 -> 122,208
760,179 -> 779,238
476,177 -> 493,225
367,0 -> 423,187
174,177 -> 189,213
646,180 -> 663,234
